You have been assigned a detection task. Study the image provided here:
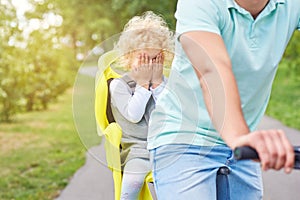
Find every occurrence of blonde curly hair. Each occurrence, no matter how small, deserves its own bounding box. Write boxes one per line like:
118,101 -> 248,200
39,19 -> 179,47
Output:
114,11 -> 174,68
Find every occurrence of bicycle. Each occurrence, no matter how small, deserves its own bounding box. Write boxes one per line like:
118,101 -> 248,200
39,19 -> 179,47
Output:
215,146 -> 300,200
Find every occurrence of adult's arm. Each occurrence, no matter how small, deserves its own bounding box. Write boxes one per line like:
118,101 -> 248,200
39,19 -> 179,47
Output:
180,31 -> 294,173
180,31 -> 248,147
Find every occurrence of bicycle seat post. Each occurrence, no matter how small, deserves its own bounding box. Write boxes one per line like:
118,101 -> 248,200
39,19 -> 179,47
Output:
216,166 -> 231,200
217,166 -> 230,176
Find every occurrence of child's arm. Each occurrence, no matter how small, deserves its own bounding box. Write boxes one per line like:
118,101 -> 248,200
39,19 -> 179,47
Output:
150,76 -> 167,102
110,78 -> 152,123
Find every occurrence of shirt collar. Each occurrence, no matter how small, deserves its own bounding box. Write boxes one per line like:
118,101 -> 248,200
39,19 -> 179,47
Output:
226,0 -> 285,9
226,0 -> 286,16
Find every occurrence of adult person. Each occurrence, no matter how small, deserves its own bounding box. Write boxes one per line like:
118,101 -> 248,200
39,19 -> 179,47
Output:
147,0 -> 300,199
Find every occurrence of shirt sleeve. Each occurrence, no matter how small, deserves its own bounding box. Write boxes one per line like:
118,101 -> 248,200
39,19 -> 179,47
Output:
175,0 -> 223,38
110,79 -> 152,123
150,76 -> 167,102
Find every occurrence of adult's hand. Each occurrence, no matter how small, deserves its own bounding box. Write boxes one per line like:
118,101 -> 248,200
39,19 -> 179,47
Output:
232,129 -> 294,173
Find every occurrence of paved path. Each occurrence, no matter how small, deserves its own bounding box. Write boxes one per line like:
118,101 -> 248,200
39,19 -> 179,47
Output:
55,144 -> 115,200
257,116 -> 300,200
56,115 -> 300,200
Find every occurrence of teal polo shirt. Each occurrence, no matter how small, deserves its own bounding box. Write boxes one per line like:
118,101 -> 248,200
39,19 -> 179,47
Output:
147,0 -> 300,149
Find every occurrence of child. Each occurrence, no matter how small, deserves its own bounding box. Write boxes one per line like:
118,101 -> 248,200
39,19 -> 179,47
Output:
109,11 -> 174,199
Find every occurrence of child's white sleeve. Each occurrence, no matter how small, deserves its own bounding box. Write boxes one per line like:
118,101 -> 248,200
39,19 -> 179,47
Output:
110,79 -> 152,123
150,76 -> 167,102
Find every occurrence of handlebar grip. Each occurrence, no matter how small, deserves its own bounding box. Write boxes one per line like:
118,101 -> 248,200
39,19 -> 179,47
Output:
234,146 -> 259,160
234,146 -> 300,169
293,146 -> 300,169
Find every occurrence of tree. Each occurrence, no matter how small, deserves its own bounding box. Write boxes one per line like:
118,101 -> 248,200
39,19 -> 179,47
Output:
111,0 -> 176,31
0,0 -> 73,121
1,0 -> 298,122
0,1 -> 23,121
27,0 -> 116,60
23,30 -> 71,111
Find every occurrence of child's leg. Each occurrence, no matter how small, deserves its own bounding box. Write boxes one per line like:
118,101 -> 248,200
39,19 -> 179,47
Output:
121,158 -> 151,200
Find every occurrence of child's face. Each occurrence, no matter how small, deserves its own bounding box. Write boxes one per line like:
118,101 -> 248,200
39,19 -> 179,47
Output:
130,48 -> 162,68
140,49 -> 161,60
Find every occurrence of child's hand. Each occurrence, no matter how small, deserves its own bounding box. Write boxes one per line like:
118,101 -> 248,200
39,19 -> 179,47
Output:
131,53 -> 153,89
151,52 -> 164,88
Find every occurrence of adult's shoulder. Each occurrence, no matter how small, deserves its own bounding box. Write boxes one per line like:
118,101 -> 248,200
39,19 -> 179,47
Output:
285,0 -> 300,10
175,0 -> 227,35
284,0 -> 300,30
176,0 -> 226,15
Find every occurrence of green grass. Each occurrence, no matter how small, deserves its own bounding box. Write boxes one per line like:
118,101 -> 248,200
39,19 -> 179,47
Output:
0,57 -> 102,199
0,89 -> 87,200
266,63 -> 300,129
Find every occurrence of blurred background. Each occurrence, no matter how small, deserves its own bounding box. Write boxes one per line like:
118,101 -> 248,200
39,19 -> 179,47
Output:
0,0 -> 299,199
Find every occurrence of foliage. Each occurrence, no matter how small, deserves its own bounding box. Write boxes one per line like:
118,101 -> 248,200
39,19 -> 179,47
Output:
0,1 -> 75,121
27,0 -> 117,59
0,47 -> 24,121
266,31 -> 300,130
280,31 -> 300,80
0,2 -> 22,121
0,0 -> 177,122
28,0 -> 176,58
111,0 -> 176,31
23,30 -> 71,111
266,62 -> 300,130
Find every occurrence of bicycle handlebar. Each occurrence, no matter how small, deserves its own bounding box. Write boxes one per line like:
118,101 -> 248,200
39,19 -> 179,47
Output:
234,146 -> 300,169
